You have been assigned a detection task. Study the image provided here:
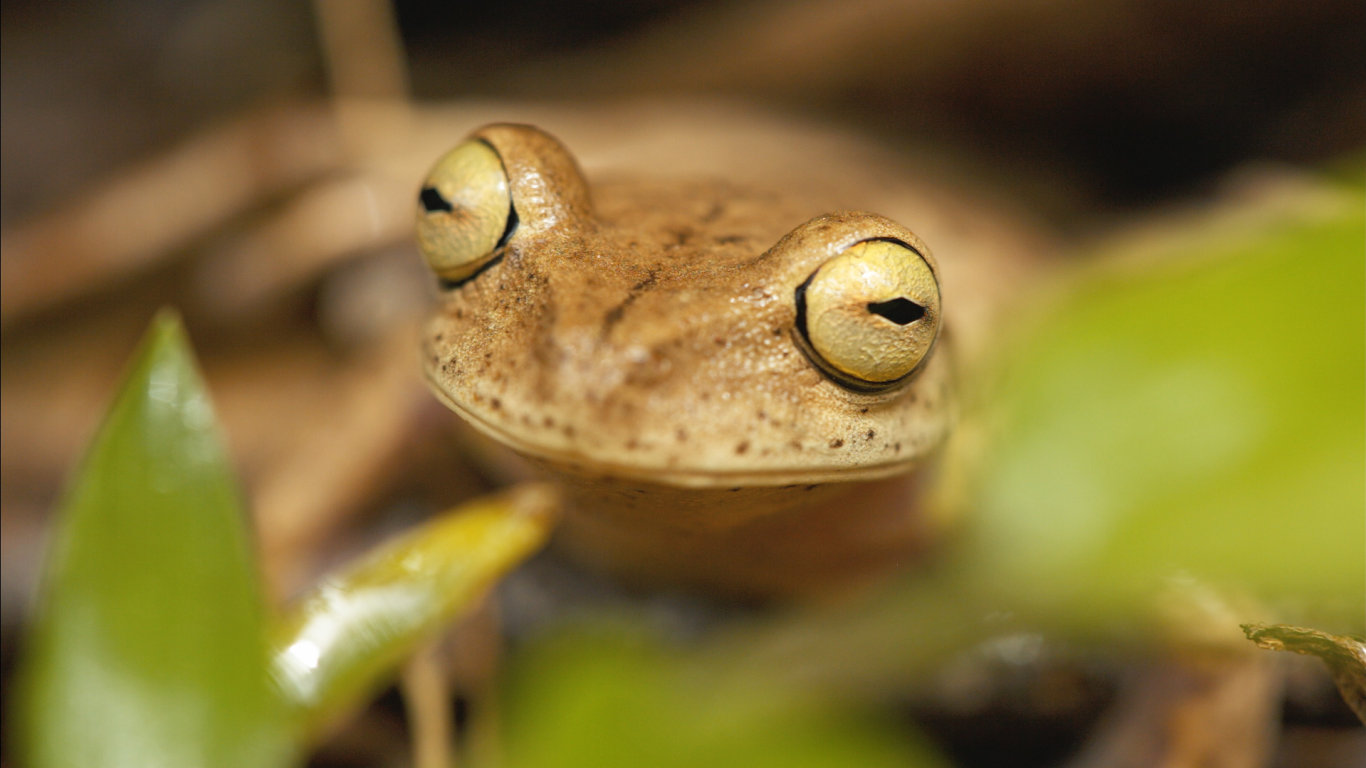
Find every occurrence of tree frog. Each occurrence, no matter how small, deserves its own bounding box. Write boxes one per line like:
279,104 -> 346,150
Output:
416,124 -> 956,598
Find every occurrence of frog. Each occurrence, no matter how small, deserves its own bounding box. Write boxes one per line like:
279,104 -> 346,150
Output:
415,123 -> 955,598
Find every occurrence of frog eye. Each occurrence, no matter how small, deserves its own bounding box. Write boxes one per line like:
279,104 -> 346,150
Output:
796,239 -> 941,390
416,139 -> 517,284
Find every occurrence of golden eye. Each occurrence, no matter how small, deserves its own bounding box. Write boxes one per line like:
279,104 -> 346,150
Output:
797,239 -> 941,389
416,139 -> 515,283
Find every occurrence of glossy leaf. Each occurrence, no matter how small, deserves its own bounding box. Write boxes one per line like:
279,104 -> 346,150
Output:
271,484 -> 558,736
16,311 -> 291,768
965,183 -> 1365,627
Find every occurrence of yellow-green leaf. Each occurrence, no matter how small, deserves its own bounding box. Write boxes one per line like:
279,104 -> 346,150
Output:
270,484 -> 558,737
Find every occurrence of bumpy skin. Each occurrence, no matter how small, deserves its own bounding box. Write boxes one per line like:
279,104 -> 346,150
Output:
421,124 -> 953,596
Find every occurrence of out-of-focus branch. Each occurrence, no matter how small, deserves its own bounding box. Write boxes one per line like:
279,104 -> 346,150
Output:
311,0 -> 414,160
0,105 -> 342,326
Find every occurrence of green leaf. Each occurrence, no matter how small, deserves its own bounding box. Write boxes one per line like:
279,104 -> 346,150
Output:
16,311 -> 292,768
271,484 -> 558,737
498,624 -> 949,768
965,185 -> 1366,628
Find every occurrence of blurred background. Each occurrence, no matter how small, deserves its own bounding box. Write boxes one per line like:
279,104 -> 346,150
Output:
2,1 -> 1363,766
4,0 -> 1363,222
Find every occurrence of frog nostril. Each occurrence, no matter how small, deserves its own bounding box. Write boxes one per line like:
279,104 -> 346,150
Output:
866,298 -> 925,326
420,186 -> 454,213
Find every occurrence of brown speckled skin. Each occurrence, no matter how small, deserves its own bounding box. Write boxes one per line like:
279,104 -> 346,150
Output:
422,125 -> 953,596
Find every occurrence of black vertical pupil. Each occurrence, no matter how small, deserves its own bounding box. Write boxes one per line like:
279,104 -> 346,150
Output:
420,186 -> 454,213
866,298 -> 925,325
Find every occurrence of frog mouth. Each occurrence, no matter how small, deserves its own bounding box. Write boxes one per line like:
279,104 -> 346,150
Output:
423,372 -> 933,489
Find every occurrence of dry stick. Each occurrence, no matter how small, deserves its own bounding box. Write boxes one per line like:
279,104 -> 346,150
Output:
2,0 -> 417,328
192,172 -> 415,322
0,105 -> 342,326
401,642 -> 456,768
310,0 -> 414,160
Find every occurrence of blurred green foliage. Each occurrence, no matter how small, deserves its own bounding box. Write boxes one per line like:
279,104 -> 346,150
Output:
15,312 -> 292,768
963,183 -> 1364,630
498,625 -> 948,768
